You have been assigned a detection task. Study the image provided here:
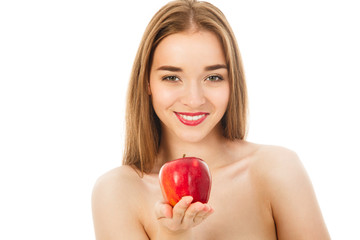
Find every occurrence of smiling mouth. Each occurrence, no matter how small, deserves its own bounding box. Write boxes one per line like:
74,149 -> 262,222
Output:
174,112 -> 209,126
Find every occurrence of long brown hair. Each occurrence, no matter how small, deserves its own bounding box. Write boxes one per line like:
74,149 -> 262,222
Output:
123,0 -> 248,174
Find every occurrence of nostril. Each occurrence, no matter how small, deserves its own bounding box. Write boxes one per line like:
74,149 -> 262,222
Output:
181,95 -> 206,108
181,85 -> 206,107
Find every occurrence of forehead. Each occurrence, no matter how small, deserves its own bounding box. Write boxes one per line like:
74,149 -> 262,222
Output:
151,30 -> 226,69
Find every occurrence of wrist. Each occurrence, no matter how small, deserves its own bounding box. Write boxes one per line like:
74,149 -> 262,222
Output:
156,228 -> 192,240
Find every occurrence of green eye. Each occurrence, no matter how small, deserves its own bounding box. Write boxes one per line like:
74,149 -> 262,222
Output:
162,75 -> 180,82
206,75 -> 223,82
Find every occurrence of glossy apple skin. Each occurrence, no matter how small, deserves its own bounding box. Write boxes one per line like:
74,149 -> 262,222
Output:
159,157 -> 212,207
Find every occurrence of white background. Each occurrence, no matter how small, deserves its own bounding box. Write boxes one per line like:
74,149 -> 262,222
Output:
0,0 -> 359,239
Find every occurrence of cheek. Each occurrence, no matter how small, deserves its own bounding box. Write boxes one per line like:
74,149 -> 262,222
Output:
150,84 -> 179,112
208,86 -> 230,112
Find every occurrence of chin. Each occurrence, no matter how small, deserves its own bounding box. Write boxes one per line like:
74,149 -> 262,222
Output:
175,130 -> 210,144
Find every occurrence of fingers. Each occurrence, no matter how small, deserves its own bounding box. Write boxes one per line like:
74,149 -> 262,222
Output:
155,196 -> 215,233
182,202 -> 214,228
193,204 -> 214,225
172,196 -> 193,224
182,201 -> 203,226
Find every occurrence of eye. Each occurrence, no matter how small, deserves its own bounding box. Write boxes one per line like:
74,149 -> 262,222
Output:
162,75 -> 180,82
206,75 -> 224,82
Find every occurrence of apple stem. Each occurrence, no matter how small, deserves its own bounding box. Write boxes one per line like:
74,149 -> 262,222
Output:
183,154 -> 186,158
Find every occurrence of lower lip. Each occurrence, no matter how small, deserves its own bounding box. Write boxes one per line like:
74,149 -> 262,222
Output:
175,113 -> 208,126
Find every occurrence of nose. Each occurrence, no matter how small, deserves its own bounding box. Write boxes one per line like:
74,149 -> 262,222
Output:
180,81 -> 206,108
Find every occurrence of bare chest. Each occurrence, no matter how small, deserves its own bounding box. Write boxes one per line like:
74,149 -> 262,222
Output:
140,172 -> 277,240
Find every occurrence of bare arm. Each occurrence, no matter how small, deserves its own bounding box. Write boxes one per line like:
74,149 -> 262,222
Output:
92,166 -> 214,240
91,167 -> 149,240
262,147 -> 330,239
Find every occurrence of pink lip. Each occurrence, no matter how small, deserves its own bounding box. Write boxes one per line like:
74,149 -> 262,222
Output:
174,112 -> 209,126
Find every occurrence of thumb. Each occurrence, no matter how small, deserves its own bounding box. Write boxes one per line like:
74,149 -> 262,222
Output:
155,200 -> 173,219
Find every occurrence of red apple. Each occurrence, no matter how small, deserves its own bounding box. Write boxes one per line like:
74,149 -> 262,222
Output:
159,156 -> 212,207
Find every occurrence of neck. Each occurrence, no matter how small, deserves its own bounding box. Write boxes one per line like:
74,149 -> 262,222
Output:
156,126 -> 230,171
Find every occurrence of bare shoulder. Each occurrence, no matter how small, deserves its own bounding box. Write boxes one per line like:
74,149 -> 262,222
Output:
248,143 -> 330,239
229,141 -> 301,173
93,165 -> 142,193
92,165 -> 144,207
248,143 -> 309,198
92,165 -> 149,239
250,144 -> 303,175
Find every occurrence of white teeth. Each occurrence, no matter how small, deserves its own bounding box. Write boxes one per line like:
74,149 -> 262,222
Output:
179,114 -> 205,121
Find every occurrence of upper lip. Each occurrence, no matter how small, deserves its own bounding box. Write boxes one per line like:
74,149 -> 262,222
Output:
175,112 -> 209,116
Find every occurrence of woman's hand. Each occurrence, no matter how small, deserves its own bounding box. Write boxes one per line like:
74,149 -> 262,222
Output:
155,196 -> 214,238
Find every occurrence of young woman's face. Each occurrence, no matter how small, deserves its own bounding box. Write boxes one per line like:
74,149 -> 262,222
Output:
149,30 -> 230,143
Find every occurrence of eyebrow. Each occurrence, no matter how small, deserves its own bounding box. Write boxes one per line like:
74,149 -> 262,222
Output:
204,64 -> 227,71
156,65 -> 182,72
156,64 -> 227,72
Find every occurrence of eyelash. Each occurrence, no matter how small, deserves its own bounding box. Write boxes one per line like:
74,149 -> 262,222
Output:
162,75 -> 180,82
162,74 -> 224,82
206,74 -> 224,82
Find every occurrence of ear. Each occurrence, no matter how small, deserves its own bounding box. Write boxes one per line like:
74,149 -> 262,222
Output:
147,82 -> 152,95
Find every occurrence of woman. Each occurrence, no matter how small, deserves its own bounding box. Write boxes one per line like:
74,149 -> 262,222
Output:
92,0 -> 330,239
